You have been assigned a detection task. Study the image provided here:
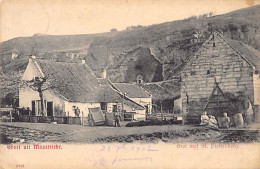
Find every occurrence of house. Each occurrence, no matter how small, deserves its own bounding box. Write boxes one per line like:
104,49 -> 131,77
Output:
111,83 -> 152,114
19,57 -> 147,121
181,31 -> 260,123
97,74 -> 152,120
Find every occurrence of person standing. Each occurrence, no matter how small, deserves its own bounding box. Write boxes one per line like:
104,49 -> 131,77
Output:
75,107 -> 80,117
25,107 -> 32,116
114,112 -> 122,127
244,99 -> 254,125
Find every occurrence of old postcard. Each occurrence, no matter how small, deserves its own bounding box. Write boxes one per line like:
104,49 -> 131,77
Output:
0,0 -> 260,168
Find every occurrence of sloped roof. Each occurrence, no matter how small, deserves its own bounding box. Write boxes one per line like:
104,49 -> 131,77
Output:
219,33 -> 260,71
34,59 -> 100,102
97,78 -> 111,86
113,83 -> 151,98
30,59 -> 145,110
90,85 -> 144,110
140,79 -> 181,100
183,32 -> 260,72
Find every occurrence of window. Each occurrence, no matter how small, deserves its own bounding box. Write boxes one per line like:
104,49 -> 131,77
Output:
101,102 -> 106,111
191,71 -> 196,75
207,70 -> 210,74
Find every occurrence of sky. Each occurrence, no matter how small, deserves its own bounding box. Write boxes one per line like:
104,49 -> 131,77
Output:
0,0 -> 259,42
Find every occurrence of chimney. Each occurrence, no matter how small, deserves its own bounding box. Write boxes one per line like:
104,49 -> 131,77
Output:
101,68 -> 106,79
81,60 -> 86,64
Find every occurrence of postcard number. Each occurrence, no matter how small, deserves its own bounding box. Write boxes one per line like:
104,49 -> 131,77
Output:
16,164 -> 25,168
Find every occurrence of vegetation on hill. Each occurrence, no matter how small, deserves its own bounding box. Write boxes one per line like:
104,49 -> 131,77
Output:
1,5 -> 259,109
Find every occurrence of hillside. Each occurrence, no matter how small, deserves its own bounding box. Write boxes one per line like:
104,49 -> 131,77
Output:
1,5 -> 260,107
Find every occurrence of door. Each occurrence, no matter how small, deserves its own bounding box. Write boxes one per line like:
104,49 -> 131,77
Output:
101,102 -> 107,111
47,102 -> 53,116
31,101 -> 35,115
112,105 -> 117,112
145,105 -> 149,115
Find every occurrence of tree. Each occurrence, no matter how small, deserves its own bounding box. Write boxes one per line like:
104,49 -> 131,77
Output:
110,28 -> 118,32
208,11 -> 213,17
1,71 -> 67,116
1,93 -> 18,108
26,77 -> 47,116
22,75 -> 71,116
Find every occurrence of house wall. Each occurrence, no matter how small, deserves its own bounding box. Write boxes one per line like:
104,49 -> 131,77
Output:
20,58 -> 66,116
19,87 -> 65,116
253,74 -> 260,105
106,103 -> 122,113
131,97 -> 152,114
174,98 -> 182,113
104,102 -> 146,120
64,102 -> 100,117
181,33 -> 254,121
22,58 -> 43,80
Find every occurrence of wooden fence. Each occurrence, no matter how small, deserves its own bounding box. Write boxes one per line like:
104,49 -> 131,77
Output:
18,115 -> 83,125
146,113 -> 182,121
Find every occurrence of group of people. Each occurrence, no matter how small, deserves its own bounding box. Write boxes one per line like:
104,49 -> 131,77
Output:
200,99 -> 255,128
200,111 -> 230,128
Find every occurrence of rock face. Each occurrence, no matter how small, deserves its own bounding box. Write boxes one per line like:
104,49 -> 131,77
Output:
123,47 -> 163,83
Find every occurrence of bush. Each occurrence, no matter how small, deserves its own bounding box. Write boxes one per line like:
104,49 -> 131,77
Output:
125,119 -> 175,127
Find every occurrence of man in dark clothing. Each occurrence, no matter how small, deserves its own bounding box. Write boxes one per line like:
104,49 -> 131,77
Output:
75,107 -> 80,117
25,107 -> 32,116
114,112 -> 122,127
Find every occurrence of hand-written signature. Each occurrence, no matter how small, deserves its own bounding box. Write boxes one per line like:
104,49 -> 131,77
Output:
87,144 -> 158,168
112,156 -> 153,165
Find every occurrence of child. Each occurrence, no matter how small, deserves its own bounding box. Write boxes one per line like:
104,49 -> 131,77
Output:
200,111 -> 209,125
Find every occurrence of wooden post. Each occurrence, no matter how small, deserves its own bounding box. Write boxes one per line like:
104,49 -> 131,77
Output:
10,110 -> 12,123
68,111 -> 69,124
81,111 -> 84,126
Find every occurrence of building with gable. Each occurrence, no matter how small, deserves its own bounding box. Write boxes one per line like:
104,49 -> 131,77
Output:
111,83 -> 152,114
19,57 -> 148,121
97,75 -> 152,120
181,31 -> 260,123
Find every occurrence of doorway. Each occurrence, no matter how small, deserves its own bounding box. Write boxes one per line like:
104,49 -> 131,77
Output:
112,105 -> 118,112
47,102 -> 53,116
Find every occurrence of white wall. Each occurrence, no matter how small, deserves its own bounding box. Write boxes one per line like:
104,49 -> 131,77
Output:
19,86 -> 65,116
106,103 -> 122,113
22,59 -> 43,81
174,98 -> 182,112
105,101 -> 146,120
130,97 -> 152,114
253,73 -> 260,105
64,102 -> 100,117
134,109 -> 146,120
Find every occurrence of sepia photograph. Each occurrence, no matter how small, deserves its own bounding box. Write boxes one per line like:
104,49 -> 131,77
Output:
0,0 -> 260,168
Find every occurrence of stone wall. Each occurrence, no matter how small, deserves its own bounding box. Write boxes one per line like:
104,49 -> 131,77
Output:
181,33 -> 255,121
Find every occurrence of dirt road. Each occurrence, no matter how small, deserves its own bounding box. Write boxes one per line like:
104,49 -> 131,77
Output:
1,122 -> 259,144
